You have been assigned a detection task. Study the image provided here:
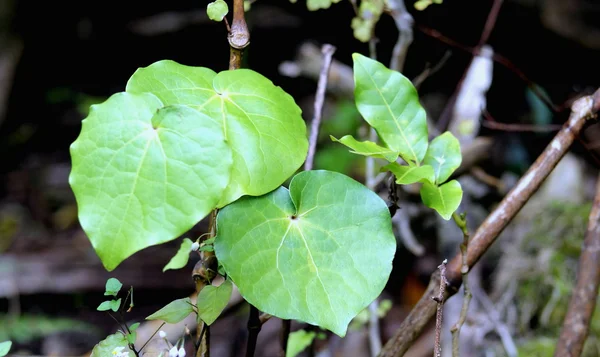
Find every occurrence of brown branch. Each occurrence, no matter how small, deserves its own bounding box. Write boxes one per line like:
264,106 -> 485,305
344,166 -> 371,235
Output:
379,89 -> 600,357
433,260 -> 448,357
246,305 -> 261,357
304,44 -> 336,171
450,213 -> 472,357
554,175 -> 600,357
228,0 -> 250,70
280,319 -> 291,356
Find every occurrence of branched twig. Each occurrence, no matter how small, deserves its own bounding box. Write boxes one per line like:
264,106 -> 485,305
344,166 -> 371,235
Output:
554,174 -> 600,357
378,90 -> 600,357
387,0 -> 413,72
450,213 -> 472,357
304,44 -> 337,171
433,260 -> 448,357
437,0 -> 504,131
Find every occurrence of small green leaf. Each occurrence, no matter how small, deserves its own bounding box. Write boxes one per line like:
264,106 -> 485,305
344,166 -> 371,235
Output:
129,322 -> 140,331
331,135 -> 398,162
90,333 -> 133,357
286,330 -> 316,357
199,245 -> 214,252
351,0 -> 385,42
69,92 -> 231,271
423,132 -> 461,184
97,301 -> 112,311
163,238 -> 194,272
109,299 -> 122,312
215,170 -> 396,336
197,279 -> 233,325
420,180 -> 463,220
104,278 -> 123,296
353,53 -> 428,164
127,331 -> 137,345
146,298 -> 194,323
0,341 -> 11,357
383,162 -> 435,185
414,0 -> 443,11
207,0 -> 229,21
306,0 -> 342,10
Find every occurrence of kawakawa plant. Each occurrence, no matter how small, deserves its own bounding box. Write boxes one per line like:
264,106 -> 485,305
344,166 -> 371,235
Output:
69,41 -> 462,349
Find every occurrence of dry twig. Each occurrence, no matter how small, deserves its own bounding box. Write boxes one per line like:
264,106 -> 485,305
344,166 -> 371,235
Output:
450,213 -> 472,357
554,174 -> 600,357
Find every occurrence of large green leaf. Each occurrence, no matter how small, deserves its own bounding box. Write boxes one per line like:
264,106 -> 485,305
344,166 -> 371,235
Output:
383,162 -> 435,185
197,279 -> 233,325
330,135 -> 398,162
214,170 -> 396,336
423,131 -> 461,184
69,92 -> 232,271
353,53 -> 428,164
127,60 -> 308,207
90,333 -> 133,357
420,180 -> 463,220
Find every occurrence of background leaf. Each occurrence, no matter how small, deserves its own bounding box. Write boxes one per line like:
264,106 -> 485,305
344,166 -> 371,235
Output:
353,53 -> 428,164
69,92 -> 232,271
146,298 -> 194,324
197,279 -> 233,325
306,0 -> 342,10
383,162 -> 435,185
163,238 -> 194,272
215,170 -> 396,336
420,180 -> 463,220
423,131 -> 461,184
207,0 -> 229,21
90,333 -> 133,357
331,135 -> 398,162
127,60 -> 308,207
286,330 -> 316,357
0,341 -> 11,357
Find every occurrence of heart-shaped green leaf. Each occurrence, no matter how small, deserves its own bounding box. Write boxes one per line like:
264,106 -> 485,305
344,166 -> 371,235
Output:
423,132 -> 461,184
147,298 -> 194,324
420,180 -> 463,220
197,279 -> 233,325
207,0 -> 229,21
163,238 -> 194,272
353,53 -> 428,164
69,92 -> 232,271
104,278 -> 122,296
127,60 -> 308,207
331,135 -> 398,162
383,162 -> 435,185
214,170 -> 396,336
90,333 -> 133,357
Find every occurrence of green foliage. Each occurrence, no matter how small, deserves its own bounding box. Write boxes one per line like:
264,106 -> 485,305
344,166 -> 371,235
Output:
207,0 -> 229,21
0,314 -> 99,344
0,341 -> 11,357
215,170 -> 396,336
333,54 -> 463,220
286,330 -> 316,357
351,0 -> 385,42
414,0 -> 443,11
90,333 -> 133,357
70,60 -> 307,271
163,238 -> 194,272
146,298 -> 194,324
330,135 -> 399,162
104,277 -> 123,297
197,279 -> 233,325
97,298 -> 121,312
291,0 -> 343,11
423,132 -> 461,184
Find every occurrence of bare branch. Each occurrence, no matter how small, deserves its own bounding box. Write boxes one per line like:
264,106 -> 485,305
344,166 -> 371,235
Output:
304,44 -> 337,171
387,0 -> 413,72
554,174 -> 600,357
433,260 -> 448,357
450,213 -> 472,357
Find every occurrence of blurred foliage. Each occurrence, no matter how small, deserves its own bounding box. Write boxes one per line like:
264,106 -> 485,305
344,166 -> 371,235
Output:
0,314 -> 99,344
511,201 -> 600,356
